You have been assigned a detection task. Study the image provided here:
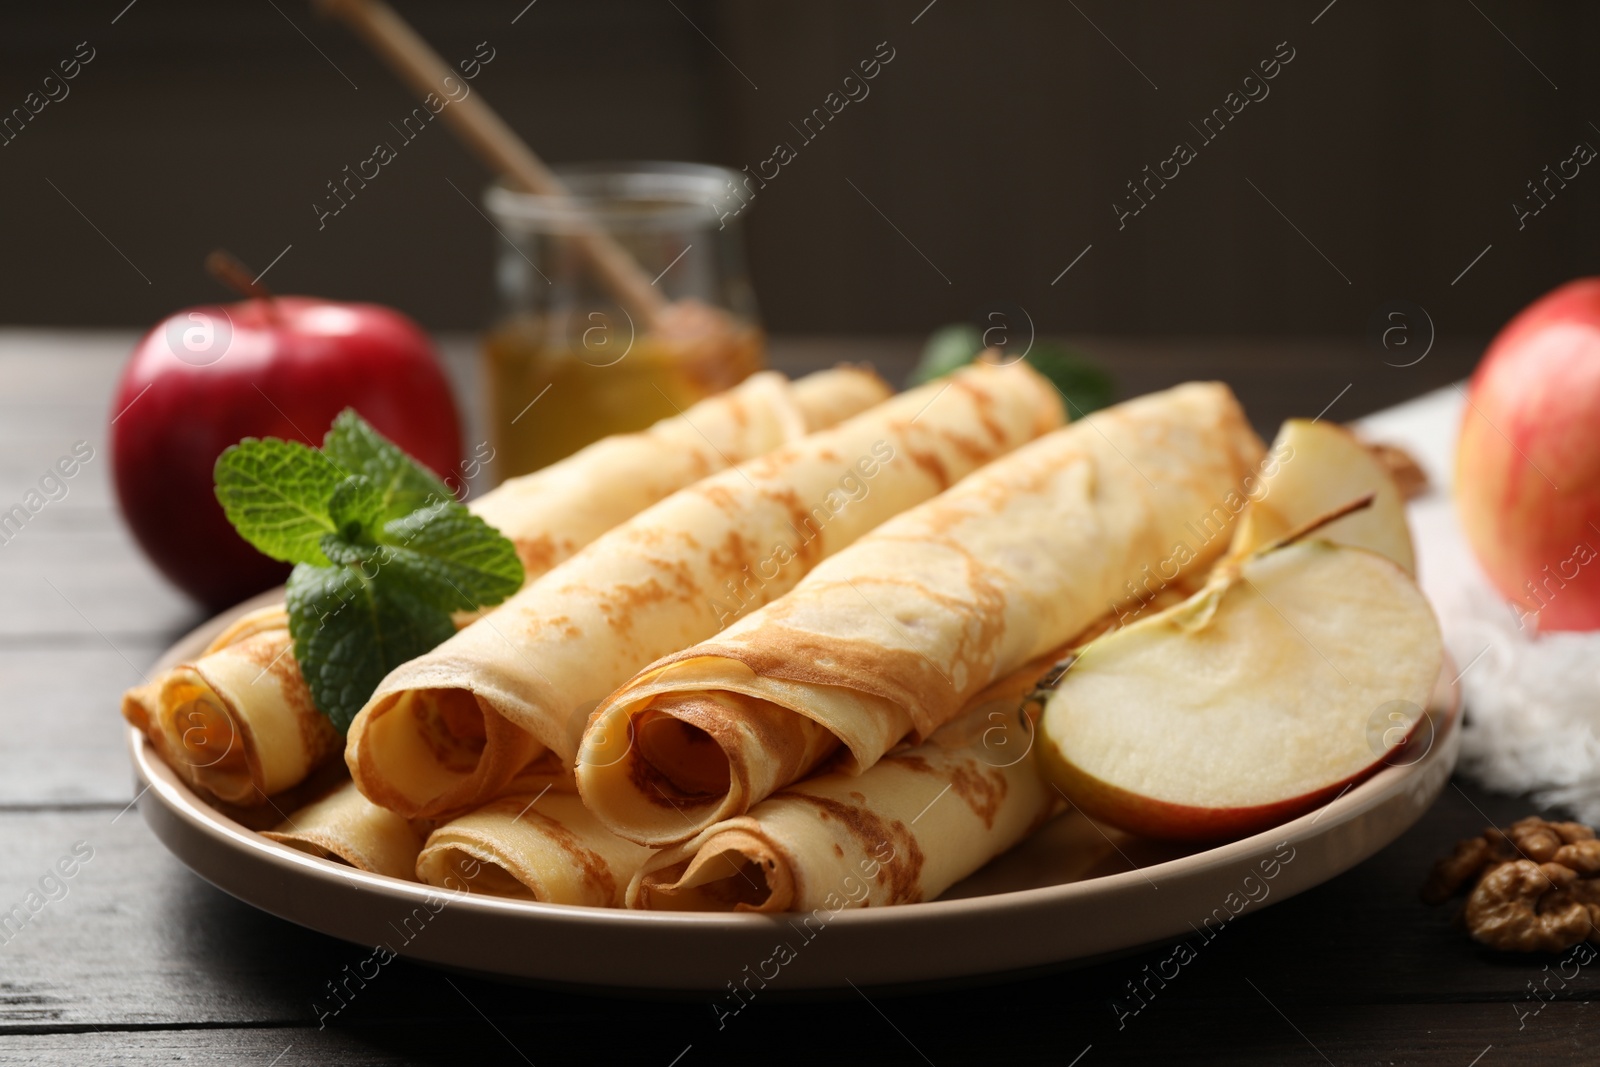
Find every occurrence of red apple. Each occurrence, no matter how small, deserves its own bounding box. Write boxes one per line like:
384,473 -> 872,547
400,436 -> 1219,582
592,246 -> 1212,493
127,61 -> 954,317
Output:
1457,278 -> 1600,631
110,295 -> 462,609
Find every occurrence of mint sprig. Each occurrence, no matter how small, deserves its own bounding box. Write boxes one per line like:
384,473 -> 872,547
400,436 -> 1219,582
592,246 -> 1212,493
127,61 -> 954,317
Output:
214,410 -> 523,733
214,438 -> 345,565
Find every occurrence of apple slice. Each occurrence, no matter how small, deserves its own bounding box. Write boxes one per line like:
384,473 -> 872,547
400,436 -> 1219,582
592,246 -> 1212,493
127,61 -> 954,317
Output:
1037,538 -> 1443,841
1231,419 -> 1416,574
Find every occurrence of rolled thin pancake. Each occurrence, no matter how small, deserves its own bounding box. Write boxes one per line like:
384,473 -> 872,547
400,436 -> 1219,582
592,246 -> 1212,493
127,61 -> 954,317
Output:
415,760 -> 654,907
347,361 -> 1065,820
628,658 -> 1060,911
262,780 -> 426,880
122,605 -> 341,806
580,382 -> 1265,847
472,366 -> 890,574
120,366 -> 887,806
121,602 -> 289,773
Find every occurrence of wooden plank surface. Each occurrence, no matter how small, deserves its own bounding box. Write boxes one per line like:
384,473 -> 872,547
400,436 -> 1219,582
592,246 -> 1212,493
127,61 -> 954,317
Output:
0,788 -> 1586,1062
1,329 -> 1582,1066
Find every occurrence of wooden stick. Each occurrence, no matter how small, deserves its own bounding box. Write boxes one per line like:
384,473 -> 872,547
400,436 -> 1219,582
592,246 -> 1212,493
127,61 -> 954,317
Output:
316,0 -> 668,327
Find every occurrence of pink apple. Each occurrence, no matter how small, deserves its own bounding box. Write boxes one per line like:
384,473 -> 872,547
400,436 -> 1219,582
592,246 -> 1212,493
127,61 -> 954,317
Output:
1457,278 -> 1600,631
110,296 -> 463,610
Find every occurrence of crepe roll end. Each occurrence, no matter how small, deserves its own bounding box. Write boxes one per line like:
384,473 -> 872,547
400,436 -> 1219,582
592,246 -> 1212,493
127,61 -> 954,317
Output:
577,690 -> 838,849
789,364 -> 893,435
347,687 -> 542,820
152,629 -> 337,806
262,781 -> 425,881
630,828 -> 794,912
415,793 -> 652,908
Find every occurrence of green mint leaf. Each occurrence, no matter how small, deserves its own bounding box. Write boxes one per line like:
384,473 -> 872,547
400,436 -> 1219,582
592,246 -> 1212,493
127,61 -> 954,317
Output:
322,408 -> 453,522
317,531 -> 375,567
327,474 -> 383,540
1025,342 -> 1116,417
218,408 -> 525,734
213,438 -> 343,565
376,502 -> 525,612
906,325 -> 1117,417
906,323 -> 984,387
286,562 -> 457,734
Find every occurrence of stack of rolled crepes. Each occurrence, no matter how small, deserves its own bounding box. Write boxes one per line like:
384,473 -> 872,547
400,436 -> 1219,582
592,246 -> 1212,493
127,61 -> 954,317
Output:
627,653 -> 1063,911
122,367 -> 888,827
402,380 -> 1258,908
413,756 -> 654,908
344,360 -> 1066,820
577,382 -> 1264,849
400,381 -> 1259,909
128,369 -> 1272,918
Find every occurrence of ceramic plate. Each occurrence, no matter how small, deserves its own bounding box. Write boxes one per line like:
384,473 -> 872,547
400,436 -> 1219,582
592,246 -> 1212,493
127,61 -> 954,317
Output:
130,592 -> 1460,993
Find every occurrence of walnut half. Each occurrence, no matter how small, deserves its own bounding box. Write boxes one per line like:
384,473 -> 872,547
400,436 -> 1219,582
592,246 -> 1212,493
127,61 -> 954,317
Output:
1423,817 -> 1600,952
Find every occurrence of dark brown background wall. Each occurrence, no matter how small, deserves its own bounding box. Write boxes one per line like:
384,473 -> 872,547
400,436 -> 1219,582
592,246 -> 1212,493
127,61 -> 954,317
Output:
0,0 -> 1594,339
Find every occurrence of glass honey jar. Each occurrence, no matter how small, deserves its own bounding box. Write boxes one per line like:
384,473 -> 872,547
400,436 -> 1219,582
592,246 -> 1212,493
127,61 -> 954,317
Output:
483,162 -> 765,478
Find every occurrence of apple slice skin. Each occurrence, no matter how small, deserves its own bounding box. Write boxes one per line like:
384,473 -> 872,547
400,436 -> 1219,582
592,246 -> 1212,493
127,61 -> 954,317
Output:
1038,733 -> 1408,843
1037,541 -> 1441,843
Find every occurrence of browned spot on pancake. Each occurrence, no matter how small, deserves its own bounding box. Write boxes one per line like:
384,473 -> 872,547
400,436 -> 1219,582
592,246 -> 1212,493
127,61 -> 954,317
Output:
730,397 -> 750,430
632,553 -> 703,606
781,793 -> 924,904
682,449 -> 714,481
832,843 -> 844,856
595,578 -> 675,635
947,373 -> 1008,444
547,614 -> 582,639
696,482 -> 744,515
707,529 -> 756,588
514,533 -> 559,576
762,484 -> 825,569
660,555 -> 703,603
938,428 -> 995,469
885,753 -> 936,776
628,525 -> 669,548
899,442 -> 951,490
945,759 -> 1008,830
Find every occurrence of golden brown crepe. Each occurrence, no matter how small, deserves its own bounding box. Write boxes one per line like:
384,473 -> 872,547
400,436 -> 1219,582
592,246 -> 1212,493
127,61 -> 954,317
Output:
627,659 -> 1061,911
121,367 -> 888,807
579,382 -> 1265,848
262,780 -> 426,880
346,361 -> 1066,821
414,760 -> 654,907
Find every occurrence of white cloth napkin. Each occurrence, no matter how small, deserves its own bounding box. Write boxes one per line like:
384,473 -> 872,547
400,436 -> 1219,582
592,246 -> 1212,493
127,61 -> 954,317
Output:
1358,386 -> 1600,821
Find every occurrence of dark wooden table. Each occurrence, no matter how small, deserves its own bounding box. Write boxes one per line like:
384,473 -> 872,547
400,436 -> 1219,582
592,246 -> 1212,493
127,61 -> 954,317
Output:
3,331 -> 1587,1066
